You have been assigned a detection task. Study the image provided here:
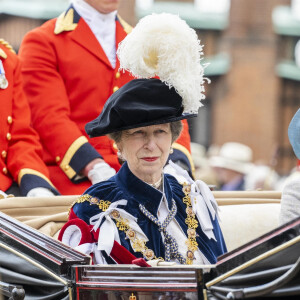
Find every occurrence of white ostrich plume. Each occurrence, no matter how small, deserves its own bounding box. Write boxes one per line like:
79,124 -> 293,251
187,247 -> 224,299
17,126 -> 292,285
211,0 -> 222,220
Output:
117,13 -> 208,114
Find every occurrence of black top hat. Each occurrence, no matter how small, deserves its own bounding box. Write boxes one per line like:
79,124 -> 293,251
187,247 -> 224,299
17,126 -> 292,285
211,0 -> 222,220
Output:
85,78 -> 196,137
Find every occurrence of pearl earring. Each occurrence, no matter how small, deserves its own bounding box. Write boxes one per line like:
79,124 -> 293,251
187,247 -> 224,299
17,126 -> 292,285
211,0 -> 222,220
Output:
170,147 -> 174,154
117,150 -> 125,163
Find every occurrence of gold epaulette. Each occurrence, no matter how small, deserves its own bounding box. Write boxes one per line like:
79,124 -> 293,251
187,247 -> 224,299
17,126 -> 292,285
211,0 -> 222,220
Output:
0,39 -> 16,57
54,8 -> 78,35
117,15 -> 133,34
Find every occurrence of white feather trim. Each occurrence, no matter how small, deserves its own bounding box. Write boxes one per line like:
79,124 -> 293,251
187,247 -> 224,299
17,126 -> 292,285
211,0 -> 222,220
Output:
117,13 -> 208,114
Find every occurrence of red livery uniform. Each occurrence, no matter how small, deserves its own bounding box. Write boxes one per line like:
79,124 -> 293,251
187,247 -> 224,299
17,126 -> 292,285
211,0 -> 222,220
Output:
0,40 -> 58,196
19,6 -> 194,195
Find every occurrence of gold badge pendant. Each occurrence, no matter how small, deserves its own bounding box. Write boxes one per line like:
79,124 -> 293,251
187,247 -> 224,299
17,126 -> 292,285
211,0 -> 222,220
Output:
0,61 -> 8,89
129,293 -> 136,300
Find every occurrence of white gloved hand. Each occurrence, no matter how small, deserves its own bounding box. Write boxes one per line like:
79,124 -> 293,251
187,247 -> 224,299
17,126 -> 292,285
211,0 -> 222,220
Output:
87,162 -> 116,185
163,163 -> 187,184
147,259 -> 176,267
0,190 -> 8,199
27,187 -> 55,197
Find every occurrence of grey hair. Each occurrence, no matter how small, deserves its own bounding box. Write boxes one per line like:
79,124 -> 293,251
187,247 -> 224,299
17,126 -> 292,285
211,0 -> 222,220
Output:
108,131 -> 123,144
170,120 -> 183,143
108,121 -> 183,144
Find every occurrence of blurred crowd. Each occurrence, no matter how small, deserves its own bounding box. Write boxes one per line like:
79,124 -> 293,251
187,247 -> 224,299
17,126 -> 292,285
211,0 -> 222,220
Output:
191,141 -> 293,191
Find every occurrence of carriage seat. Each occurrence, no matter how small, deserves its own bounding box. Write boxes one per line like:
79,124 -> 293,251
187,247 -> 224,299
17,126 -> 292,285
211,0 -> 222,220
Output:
0,191 -> 281,252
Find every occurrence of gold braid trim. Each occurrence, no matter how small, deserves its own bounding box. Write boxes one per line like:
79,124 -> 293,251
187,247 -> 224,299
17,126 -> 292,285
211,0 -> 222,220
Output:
182,183 -> 199,265
54,8 -> 78,35
117,15 -> 133,34
110,210 -> 160,261
0,39 -> 16,54
68,194 -> 111,216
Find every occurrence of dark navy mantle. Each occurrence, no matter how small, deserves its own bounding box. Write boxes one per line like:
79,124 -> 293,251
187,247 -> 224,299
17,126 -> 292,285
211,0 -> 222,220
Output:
72,162 -> 227,263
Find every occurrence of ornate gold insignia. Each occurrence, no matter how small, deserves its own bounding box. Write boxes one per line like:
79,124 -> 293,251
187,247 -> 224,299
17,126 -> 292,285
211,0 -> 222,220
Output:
144,249 -> 155,260
68,194 -> 111,216
54,8 -> 78,35
110,209 -> 121,219
0,39 -> 15,54
126,229 -> 136,239
98,199 -> 111,211
114,214 -> 160,261
185,217 -> 198,229
182,183 -> 191,194
186,206 -> 194,216
116,218 -> 129,231
182,182 -> 199,265
186,250 -> 194,260
76,194 -> 92,203
185,239 -> 198,252
132,239 -> 146,253
187,228 -> 197,238
129,293 -> 136,300
90,197 -> 98,204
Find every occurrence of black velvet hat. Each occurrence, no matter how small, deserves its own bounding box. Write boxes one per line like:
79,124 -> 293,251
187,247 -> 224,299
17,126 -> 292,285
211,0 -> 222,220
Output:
85,78 -> 196,137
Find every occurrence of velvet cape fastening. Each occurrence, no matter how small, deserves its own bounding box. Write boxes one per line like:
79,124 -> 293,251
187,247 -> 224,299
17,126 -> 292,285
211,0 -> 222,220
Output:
72,162 -> 227,264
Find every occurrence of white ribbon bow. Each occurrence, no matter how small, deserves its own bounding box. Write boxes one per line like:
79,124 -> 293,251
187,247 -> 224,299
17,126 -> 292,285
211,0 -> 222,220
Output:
168,160 -> 220,241
89,199 -> 148,255
75,243 -> 107,265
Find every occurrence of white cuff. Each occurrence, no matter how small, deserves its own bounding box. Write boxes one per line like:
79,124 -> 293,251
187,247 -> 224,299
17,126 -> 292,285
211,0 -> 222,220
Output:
88,162 -> 116,185
0,190 -> 8,198
26,187 -> 55,197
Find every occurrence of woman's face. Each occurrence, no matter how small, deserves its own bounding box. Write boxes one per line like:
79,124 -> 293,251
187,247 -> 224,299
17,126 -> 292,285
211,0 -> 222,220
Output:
117,124 -> 172,184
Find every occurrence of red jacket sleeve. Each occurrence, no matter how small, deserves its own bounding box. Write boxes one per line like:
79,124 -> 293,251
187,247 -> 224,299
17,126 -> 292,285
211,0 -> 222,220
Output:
19,22 -> 101,182
0,42 -> 58,195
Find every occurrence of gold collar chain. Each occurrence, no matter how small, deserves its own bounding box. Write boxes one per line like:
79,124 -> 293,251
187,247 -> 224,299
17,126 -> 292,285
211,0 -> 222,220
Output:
110,182 -> 199,264
74,182 -> 200,265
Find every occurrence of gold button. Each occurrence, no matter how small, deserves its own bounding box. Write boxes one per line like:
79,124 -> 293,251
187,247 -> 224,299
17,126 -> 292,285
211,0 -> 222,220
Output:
64,165 -> 69,171
1,150 -> 7,158
3,167 -> 7,174
115,72 -> 121,79
7,116 -> 12,124
55,156 -> 60,162
6,133 -> 11,141
113,86 -> 119,93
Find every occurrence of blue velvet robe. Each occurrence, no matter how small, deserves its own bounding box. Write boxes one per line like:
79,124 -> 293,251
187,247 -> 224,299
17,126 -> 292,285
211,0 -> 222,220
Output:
72,162 -> 227,264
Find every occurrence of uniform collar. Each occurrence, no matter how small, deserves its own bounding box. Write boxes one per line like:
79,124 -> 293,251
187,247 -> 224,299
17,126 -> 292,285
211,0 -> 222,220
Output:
72,0 -> 117,26
115,162 -> 173,215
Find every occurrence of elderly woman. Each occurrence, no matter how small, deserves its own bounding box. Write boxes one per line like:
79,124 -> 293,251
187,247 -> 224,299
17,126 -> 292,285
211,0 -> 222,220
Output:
60,79 -> 227,265
59,13 -> 227,266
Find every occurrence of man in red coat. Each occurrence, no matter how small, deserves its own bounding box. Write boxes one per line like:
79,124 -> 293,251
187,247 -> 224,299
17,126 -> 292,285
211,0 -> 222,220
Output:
19,0 -> 194,195
0,39 -> 59,198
